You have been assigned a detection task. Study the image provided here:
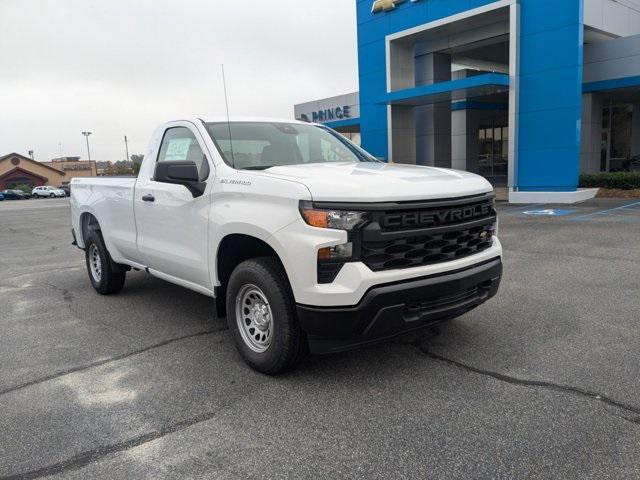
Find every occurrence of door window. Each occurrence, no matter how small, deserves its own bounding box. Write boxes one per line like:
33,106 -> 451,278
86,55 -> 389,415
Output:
156,127 -> 210,180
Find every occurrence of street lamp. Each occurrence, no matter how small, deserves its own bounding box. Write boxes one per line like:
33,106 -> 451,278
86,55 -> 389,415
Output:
28,150 -> 34,160
124,135 -> 130,162
81,131 -> 92,161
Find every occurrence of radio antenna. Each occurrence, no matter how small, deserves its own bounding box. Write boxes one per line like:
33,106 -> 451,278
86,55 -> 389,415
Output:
221,64 -> 236,168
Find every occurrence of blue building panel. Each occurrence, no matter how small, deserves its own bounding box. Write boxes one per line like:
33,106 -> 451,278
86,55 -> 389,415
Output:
583,75 -> 640,93
519,66 -> 584,113
381,73 -> 510,105
356,0 -> 501,163
517,147 -> 581,192
519,0 -> 583,33
355,0 -> 587,192
322,118 -> 361,130
516,0 -> 583,191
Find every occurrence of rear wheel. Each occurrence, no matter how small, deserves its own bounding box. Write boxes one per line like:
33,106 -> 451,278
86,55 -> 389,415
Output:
49,193 -> 55,198
226,257 -> 305,374
84,230 -> 126,294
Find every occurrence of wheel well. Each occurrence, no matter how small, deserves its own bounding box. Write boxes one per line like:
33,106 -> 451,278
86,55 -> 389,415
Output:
80,212 -> 100,245
79,213 -> 129,273
215,234 -> 285,317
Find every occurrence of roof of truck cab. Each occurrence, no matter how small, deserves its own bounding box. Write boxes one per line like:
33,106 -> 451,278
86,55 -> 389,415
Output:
194,116 -> 308,125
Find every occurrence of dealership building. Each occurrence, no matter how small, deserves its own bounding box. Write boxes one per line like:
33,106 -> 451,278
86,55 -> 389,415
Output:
0,153 -> 97,190
294,0 -> 640,202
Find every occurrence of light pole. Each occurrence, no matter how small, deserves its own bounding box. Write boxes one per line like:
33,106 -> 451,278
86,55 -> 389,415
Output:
28,150 -> 34,160
81,131 -> 92,161
124,135 -> 130,162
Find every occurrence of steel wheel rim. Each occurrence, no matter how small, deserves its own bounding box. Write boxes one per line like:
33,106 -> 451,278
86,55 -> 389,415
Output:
89,244 -> 102,283
235,284 -> 273,353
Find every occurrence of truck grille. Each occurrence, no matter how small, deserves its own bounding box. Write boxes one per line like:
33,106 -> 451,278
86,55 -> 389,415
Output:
361,221 -> 494,271
357,194 -> 496,272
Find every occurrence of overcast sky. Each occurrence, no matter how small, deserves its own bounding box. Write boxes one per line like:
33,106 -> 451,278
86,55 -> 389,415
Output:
0,0 -> 358,162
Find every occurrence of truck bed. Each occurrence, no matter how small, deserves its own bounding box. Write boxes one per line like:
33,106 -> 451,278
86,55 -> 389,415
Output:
70,176 -> 138,264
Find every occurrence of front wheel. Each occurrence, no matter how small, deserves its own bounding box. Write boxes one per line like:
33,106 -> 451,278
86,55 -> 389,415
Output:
49,193 -> 55,198
84,230 -> 126,295
226,257 -> 306,374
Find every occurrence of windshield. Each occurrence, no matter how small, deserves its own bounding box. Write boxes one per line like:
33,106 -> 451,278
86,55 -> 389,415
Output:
204,122 -> 378,170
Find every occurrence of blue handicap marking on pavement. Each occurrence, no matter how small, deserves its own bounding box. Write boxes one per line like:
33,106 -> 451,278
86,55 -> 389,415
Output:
569,201 -> 640,221
522,209 -> 576,217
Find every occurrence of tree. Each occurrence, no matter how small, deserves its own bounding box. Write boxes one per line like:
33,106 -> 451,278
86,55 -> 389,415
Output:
131,154 -> 144,175
104,164 -> 134,175
15,184 -> 32,194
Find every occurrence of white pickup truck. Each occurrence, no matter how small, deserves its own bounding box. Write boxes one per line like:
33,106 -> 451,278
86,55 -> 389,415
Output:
71,117 -> 502,373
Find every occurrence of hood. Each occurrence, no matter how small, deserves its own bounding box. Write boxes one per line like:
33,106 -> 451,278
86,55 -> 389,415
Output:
261,162 -> 493,202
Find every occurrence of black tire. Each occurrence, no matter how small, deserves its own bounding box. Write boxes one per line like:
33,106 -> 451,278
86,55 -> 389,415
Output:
226,257 -> 306,374
84,229 -> 126,295
49,193 -> 55,198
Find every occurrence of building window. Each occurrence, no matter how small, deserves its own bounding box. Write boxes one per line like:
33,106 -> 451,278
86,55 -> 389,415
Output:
478,125 -> 508,182
601,104 -> 634,172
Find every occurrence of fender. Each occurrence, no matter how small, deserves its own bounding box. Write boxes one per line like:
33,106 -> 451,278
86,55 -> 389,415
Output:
76,207 -> 129,265
209,222 -> 296,292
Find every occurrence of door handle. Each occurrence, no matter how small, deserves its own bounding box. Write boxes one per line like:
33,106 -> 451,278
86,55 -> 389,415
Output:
142,194 -> 155,202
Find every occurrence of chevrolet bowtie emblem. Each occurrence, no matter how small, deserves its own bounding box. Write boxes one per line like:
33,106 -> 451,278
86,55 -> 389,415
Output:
371,0 -> 405,13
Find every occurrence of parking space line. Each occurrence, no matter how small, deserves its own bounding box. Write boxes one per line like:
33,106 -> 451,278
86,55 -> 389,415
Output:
568,201 -> 640,221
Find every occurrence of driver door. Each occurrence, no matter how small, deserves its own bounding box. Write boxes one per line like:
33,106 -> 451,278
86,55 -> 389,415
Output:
135,124 -> 213,289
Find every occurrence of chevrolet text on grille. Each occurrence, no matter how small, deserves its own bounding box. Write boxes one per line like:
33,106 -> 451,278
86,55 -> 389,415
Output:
382,203 -> 492,228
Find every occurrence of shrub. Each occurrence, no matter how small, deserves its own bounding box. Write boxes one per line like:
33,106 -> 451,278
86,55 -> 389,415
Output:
579,172 -> 640,190
14,184 -> 33,194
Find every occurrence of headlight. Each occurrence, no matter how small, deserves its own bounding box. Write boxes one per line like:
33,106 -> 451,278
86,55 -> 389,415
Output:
299,201 -> 367,231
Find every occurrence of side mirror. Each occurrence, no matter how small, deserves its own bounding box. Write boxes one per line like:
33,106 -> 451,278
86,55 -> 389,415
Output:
154,161 -> 206,197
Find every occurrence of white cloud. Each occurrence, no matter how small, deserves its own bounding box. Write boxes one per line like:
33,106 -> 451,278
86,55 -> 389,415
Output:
0,0 -> 358,161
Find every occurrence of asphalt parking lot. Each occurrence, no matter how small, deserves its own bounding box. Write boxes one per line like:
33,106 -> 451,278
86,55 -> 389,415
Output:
1,197 -> 639,479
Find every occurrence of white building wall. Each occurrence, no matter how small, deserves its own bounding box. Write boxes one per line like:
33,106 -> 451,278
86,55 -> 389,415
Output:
294,92 -> 360,123
583,34 -> 640,82
584,0 -> 640,37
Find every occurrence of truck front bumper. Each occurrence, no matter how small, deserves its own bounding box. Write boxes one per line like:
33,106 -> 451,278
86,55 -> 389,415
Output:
297,257 -> 502,354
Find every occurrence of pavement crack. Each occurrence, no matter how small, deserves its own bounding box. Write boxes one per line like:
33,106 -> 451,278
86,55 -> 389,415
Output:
411,342 -> 640,423
0,328 -> 226,397
610,411 -> 640,426
1,404 -> 231,480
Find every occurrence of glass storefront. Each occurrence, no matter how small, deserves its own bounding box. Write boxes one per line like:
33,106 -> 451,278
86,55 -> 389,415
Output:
478,124 -> 508,185
601,103 -> 637,172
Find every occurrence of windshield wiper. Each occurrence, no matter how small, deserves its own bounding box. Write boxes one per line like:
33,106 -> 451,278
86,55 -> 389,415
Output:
240,165 -> 275,170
